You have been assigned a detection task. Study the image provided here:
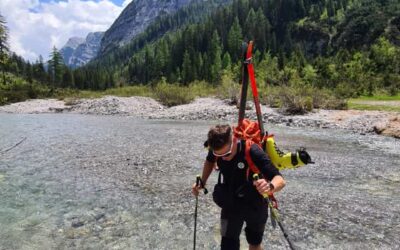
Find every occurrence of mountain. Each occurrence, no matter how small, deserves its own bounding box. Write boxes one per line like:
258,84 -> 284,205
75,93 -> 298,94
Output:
99,0 -> 195,55
89,0 -> 230,68
60,37 -> 85,65
61,32 -> 104,68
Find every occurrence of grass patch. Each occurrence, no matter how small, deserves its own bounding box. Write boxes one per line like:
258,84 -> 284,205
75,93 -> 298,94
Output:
350,95 -> 400,101
53,80 -> 217,107
103,85 -> 153,97
347,102 -> 400,112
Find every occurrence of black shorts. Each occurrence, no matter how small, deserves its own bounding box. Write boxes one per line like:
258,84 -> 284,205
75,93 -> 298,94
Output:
220,201 -> 268,249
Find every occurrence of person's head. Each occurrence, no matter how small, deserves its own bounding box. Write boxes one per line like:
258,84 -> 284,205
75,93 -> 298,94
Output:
207,124 -> 236,158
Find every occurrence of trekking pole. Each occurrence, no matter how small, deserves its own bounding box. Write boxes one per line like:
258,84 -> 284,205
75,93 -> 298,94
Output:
253,174 -> 296,250
193,188 -> 198,250
193,175 -> 208,250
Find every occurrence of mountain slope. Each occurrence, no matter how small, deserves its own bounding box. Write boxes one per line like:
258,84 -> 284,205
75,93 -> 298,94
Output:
60,37 -> 85,66
99,0 -> 195,55
89,0 -> 230,69
61,32 -> 104,68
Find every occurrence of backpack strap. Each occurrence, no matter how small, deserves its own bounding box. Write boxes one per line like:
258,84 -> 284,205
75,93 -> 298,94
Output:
245,139 -> 260,179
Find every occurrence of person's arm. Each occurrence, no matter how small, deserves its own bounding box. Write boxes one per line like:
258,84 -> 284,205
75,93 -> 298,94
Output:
250,144 -> 286,195
192,160 -> 215,196
254,174 -> 285,195
201,160 -> 215,186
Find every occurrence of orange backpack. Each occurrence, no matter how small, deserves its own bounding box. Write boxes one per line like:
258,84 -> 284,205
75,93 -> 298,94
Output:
233,118 -> 278,208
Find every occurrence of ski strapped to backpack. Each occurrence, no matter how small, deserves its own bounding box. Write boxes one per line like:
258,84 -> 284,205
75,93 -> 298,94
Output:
236,41 -> 313,172
233,40 -> 314,212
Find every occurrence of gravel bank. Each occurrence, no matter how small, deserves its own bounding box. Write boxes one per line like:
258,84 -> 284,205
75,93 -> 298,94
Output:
0,99 -> 66,114
0,96 -> 399,138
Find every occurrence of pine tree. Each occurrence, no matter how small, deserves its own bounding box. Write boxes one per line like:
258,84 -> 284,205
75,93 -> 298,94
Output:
34,55 -> 47,83
254,8 -> 268,52
26,62 -> 33,84
181,50 -> 193,84
271,32 -> 277,54
0,14 -> 9,84
107,73 -> 114,89
62,66 -> 74,88
48,46 -> 64,88
297,0 -> 306,18
309,4 -> 321,20
237,0 -> 250,25
209,31 -> 222,84
194,52 -> 203,80
227,17 -> 243,62
327,0 -> 336,18
244,8 -> 257,41
222,52 -> 232,70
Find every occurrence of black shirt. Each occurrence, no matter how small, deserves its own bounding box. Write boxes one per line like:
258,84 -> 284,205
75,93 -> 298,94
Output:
206,140 -> 281,191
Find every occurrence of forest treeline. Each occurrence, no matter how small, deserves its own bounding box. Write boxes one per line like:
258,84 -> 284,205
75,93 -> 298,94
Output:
77,0 -> 400,97
1,0 -> 399,109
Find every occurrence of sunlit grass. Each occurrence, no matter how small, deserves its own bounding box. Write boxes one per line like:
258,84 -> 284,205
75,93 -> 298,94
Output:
351,95 -> 400,101
54,81 -> 218,107
348,102 -> 400,112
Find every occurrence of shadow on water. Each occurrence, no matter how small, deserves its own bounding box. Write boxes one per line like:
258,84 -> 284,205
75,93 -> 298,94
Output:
0,114 -> 399,249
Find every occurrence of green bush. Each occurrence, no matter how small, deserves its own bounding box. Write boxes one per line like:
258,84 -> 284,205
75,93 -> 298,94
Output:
53,88 -> 81,100
261,83 -> 347,114
188,80 -> 216,97
104,85 -> 152,97
0,90 -> 29,104
154,80 -> 194,107
313,88 -> 348,110
259,85 -> 281,107
278,86 -> 314,114
216,71 -> 240,104
0,96 -> 7,105
0,73 -> 51,105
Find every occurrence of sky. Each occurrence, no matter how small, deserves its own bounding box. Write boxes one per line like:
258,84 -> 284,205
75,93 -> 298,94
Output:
0,0 -> 131,62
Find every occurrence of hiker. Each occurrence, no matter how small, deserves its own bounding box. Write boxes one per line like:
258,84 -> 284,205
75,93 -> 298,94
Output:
192,124 -> 286,250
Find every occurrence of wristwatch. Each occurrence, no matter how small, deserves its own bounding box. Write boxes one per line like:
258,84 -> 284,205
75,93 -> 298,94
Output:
268,182 -> 275,191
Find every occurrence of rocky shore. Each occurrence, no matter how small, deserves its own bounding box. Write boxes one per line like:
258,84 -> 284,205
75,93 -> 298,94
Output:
0,96 -> 399,138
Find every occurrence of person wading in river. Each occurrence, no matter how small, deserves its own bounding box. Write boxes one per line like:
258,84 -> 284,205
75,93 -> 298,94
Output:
192,124 -> 285,250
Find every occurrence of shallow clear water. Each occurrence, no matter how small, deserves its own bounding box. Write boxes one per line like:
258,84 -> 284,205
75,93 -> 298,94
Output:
0,114 -> 399,250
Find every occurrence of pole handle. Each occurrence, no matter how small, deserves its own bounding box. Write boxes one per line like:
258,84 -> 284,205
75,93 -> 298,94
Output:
253,173 -> 269,199
196,175 -> 208,195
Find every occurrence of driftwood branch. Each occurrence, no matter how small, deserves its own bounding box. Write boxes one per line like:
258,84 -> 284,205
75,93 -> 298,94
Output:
1,137 -> 27,154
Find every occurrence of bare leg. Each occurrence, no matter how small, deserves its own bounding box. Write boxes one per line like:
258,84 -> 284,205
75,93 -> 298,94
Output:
249,244 -> 262,250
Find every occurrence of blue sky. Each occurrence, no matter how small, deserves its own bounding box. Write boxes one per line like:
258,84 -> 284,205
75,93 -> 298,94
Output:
0,0 -> 131,61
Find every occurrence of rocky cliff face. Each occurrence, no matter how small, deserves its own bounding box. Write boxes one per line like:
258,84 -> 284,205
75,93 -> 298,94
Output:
99,0 -> 193,55
61,32 -> 104,68
60,37 -> 85,66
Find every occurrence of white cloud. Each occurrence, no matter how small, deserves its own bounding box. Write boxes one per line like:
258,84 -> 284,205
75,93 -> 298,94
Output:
0,0 -> 131,62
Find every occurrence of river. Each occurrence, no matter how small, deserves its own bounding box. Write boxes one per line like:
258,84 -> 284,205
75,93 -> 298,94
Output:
0,114 -> 399,249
